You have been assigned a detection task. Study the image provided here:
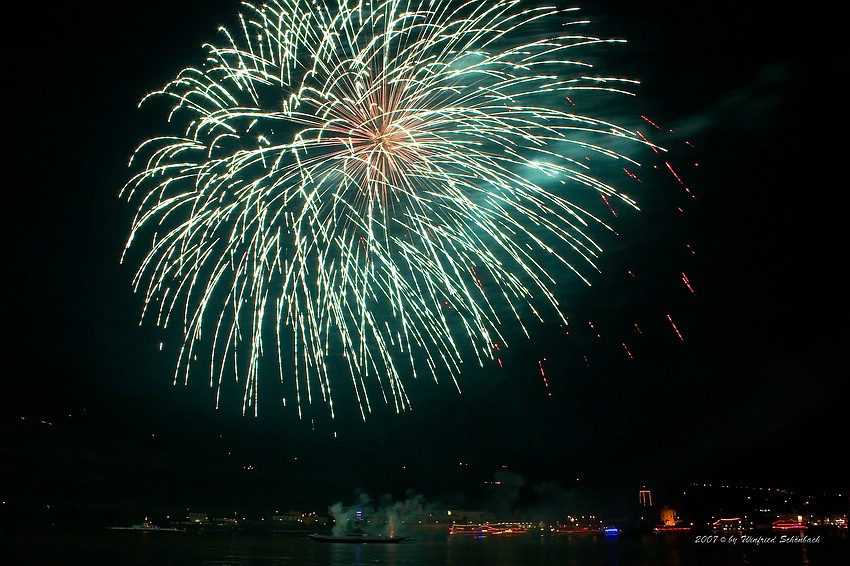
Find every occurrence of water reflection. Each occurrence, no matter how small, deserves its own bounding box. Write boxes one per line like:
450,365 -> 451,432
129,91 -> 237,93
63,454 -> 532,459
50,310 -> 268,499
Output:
5,529 -> 845,566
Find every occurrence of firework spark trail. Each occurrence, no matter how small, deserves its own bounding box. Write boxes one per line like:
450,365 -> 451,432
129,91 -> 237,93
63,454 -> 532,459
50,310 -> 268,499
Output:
667,313 -> 685,341
682,271 -> 695,294
538,358 -> 551,396
120,0 -> 660,418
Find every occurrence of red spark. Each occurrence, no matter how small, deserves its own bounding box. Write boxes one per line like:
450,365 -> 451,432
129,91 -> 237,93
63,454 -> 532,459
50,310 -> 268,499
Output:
538,359 -> 552,396
636,130 -> 660,154
665,161 -> 696,199
600,193 -> 618,216
682,272 -> 695,294
667,314 -> 684,341
640,115 -> 661,129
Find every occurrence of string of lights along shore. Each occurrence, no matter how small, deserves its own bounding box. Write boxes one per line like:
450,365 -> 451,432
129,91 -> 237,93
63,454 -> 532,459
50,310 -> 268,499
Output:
120,0 -> 694,420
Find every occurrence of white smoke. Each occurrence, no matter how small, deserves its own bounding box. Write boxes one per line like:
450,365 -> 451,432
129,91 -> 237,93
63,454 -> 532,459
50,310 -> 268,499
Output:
328,490 -> 427,537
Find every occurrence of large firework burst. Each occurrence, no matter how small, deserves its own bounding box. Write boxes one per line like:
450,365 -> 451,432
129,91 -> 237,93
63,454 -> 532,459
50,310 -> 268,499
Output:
121,0 -> 656,418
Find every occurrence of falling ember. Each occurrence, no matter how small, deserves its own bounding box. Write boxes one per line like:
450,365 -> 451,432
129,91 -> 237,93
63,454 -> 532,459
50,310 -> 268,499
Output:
633,323 -> 642,334
682,272 -> 695,294
665,162 -> 696,199
667,314 -> 685,341
538,359 -> 552,397
588,321 -> 601,339
641,115 -> 661,129
621,342 -> 634,359
600,193 -> 618,217
636,130 -> 660,154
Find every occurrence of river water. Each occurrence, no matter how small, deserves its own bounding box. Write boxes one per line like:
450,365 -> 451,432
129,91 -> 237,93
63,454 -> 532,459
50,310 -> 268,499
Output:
3,529 -> 847,565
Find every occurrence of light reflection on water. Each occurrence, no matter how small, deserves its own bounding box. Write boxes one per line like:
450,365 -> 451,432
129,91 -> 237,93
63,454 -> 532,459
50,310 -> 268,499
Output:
2,530 -> 846,566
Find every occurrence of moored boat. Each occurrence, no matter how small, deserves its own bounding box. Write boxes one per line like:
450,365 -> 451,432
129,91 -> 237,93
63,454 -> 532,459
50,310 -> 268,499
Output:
109,519 -> 184,533
449,524 -> 487,536
449,522 -> 531,537
308,531 -> 408,543
653,524 -> 692,533
772,519 -> 806,531
552,526 -> 602,535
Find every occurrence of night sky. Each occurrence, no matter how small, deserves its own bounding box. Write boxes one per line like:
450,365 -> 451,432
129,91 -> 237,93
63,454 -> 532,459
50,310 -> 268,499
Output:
4,1 -> 846,521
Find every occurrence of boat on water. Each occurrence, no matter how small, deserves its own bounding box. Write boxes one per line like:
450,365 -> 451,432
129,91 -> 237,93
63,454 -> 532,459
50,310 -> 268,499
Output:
712,517 -> 753,533
449,524 -> 488,536
552,526 -> 602,536
308,530 -> 408,544
486,523 -> 531,536
653,524 -> 692,534
772,519 -> 806,531
109,519 -> 184,533
449,522 -> 531,537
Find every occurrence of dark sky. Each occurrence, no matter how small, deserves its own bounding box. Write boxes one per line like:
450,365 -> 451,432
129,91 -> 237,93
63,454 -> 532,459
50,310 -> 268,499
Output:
4,1 -> 846,520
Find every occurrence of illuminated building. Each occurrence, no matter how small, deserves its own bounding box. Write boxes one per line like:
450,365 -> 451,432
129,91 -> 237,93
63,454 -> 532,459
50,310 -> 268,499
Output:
660,506 -> 677,527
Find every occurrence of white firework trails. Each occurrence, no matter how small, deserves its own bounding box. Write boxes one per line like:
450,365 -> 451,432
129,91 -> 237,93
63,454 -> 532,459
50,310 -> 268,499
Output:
120,0 -> 655,418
